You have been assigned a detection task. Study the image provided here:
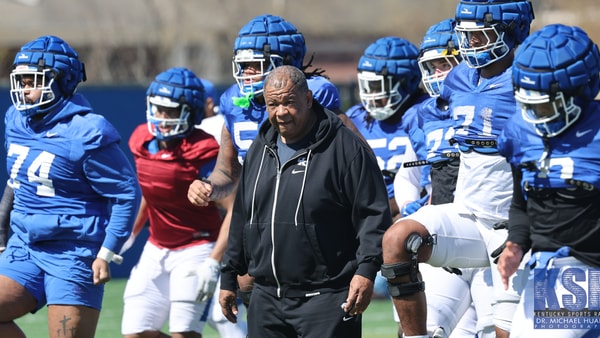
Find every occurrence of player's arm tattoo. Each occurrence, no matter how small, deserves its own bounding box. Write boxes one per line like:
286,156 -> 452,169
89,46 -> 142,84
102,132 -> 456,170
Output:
209,127 -> 242,201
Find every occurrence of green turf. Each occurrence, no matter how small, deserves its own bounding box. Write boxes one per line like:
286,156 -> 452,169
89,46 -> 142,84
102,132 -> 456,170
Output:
16,278 -> 399,337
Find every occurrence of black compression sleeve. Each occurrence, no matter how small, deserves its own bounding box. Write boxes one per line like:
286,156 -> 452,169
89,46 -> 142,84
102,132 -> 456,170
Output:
507,165 -> 532,252
0,185 -> 14,248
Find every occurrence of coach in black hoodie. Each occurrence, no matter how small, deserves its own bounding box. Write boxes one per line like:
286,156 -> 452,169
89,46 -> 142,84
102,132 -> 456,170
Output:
219,66 -> 392,337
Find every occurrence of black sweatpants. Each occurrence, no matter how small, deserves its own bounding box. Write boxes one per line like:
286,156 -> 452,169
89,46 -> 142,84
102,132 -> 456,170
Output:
247,286 -> 361,338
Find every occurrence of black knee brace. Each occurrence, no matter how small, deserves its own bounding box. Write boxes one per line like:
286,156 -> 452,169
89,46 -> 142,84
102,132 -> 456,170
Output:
380,232 -> 434,297
381,261 -> 424,297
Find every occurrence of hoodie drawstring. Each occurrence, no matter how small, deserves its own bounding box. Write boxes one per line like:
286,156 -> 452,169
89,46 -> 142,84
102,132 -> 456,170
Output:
294,149 -> 311,226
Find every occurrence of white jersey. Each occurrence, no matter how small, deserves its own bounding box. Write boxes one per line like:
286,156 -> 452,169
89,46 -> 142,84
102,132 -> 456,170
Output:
393,141 -> 431,209
453,150 -> 512,221
440,63 -> 517,222
198,114 -> 225,145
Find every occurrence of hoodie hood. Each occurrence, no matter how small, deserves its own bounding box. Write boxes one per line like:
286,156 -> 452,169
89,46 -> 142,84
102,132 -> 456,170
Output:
28,94 -> 93,132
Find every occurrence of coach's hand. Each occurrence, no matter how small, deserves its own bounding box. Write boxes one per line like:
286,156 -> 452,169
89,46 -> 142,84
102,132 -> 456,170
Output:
220,289 -> 239,323
344,274 -> 374,316
401,194 -> 429,217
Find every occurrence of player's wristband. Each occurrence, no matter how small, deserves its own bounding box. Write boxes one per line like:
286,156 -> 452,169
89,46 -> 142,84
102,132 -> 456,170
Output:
97,247 -> 116,262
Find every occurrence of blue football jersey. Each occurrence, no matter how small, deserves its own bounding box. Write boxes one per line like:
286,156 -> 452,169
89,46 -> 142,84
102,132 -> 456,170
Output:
417,97 -> 458,163
346,94 -> 428,198
499,100 -> 600,191
4,94 -> 139,251
440,63 -> 515,220
221,75 -> 341,163
441,62 -> 516,153
402,96 -> 458,193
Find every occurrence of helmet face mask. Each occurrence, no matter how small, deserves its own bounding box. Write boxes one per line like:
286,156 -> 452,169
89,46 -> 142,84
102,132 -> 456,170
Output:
10,66 -> 57,113
232,49 -> 284,96
419,53 -> 458,96
145,67 -> 205,141
418,18 -> 462,97
512,24 -> 600,138
357,71 -> 403,120
454,0 -> 535,69
516,89 -> 581,138
455,21 -> 509,68
232,14 -> 307,97
10,35 -> 85,117
357,36 -> 421,121
146,96 -> 192,140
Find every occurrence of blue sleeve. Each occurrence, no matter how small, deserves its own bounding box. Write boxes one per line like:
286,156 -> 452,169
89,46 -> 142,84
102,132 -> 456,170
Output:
83,143 -> 140,252
198,158 -> 216,178
308,77 -> 341,112
219,85 -> 239,136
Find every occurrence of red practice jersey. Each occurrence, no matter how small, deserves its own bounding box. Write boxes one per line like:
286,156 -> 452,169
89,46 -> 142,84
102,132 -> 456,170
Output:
129,126 -> 222,249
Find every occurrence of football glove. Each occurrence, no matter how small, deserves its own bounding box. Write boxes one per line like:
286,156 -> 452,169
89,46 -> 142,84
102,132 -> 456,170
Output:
191,258 -> 221,303
401,194 -> 430,217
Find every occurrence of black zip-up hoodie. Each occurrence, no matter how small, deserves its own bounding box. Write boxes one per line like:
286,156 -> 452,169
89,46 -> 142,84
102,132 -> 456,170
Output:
221,102 -> 392,298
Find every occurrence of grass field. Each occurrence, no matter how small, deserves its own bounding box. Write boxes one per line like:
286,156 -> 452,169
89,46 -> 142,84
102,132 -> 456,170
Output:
16,278 -> 399,337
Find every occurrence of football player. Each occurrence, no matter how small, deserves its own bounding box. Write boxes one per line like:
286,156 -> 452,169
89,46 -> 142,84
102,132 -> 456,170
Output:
0,35 -> 139,337
381,1 -> 535,337
122,67 -> 247,337
393,18 -> 496,338
498,23 -> 600,338
345,36 -> 429,222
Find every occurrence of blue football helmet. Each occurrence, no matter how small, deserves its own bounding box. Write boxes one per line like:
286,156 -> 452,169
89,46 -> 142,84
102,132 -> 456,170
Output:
455,0 -> 534,68
418,18 -> 462,97
232,14 -> 306,96
146,67 -> 205,140
513,24 -> 600,138
10,35 -> 86,117
357,36 -> 421,120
